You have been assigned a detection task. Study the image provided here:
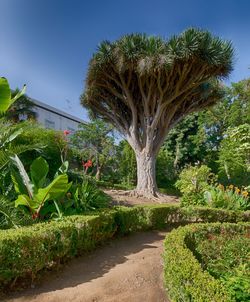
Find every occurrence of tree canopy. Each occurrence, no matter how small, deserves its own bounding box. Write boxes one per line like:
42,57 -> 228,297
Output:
81,28 -> 234,197
82,28 -> 233,153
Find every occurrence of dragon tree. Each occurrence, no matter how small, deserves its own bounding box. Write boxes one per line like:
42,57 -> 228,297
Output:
81,28 -> 234,198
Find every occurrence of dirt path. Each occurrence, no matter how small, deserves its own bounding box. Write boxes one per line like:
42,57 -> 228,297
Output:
4,231 -> 169,302
105,189 -> 179,206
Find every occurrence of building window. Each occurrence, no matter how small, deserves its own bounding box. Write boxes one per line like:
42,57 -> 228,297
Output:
45,119 -> 55,129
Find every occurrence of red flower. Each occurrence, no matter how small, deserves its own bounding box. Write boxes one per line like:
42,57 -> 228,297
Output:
83,160 -> 93,168
63,130 -> 71,136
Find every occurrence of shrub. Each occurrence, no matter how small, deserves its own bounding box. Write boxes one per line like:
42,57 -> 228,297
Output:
204,184 -> 250,211
0,212 -> 117,285
176,165 -> 215,206
195,232 -> 250,301
69,178 -> 111,212
164,222 -> 250,302
0,205 -> 249,288
218,124 -> 250,187
15,122 -> 66,177
0,195 -> 33,229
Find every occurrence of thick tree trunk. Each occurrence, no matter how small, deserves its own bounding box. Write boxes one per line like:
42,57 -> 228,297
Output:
135,151 -> 158,197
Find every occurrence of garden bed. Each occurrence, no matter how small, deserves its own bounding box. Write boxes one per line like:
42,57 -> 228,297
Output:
164,222 -> 250,302
0,204 -> 249,289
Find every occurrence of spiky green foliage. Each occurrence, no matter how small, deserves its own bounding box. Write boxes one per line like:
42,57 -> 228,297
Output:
0,120 -> 41,169
0,195 -> 32,229
82,28 -> 234,153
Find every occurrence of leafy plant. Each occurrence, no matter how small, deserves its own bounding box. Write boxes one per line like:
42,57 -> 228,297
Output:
69,178 -> 110,212
176,165 -> 215,206
196,232 -> 250,301
0,77 -> 26,114
11,155 -> 72,219
164,223 -> 250,302
221,264 -> 250,302
0,195 -> 32,229
204,184 -> 250,211
218,124 -> 250,186
14,121 -> 66,177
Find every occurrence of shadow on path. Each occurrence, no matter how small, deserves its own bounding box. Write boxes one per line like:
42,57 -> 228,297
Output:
5,231 -> 168,301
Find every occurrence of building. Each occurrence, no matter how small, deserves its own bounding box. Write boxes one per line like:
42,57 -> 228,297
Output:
31,98 -> 85,132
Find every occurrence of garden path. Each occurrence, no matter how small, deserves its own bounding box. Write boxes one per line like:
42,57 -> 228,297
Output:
4,231 -> 169,302
105,189 -> 179,206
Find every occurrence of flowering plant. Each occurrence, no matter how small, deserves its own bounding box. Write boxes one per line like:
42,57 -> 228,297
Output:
63,130 -> 71,136
82,159 -> 93,173
204,184 -> 249,211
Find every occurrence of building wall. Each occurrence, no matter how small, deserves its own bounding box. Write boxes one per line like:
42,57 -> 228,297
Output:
33,106 -> 80,132
30,99 -> 85,132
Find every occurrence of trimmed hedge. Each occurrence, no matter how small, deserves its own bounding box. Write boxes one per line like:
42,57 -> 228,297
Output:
0,204 -> 249,287
164,222 -> 250,302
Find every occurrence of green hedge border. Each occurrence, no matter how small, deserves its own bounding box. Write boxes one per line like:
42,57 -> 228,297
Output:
164,222 -> 250,302
0,204 -> 249,287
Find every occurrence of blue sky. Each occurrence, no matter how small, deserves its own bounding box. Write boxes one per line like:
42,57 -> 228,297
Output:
1,0 -> 250,120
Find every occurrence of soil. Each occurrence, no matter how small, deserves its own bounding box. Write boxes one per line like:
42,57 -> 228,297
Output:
3,231 -> 170,302
105,189 -> 179,206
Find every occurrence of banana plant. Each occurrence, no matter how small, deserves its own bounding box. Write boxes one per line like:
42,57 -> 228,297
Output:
11,155 -> 72,218
0,79 -> 38,171
0,77 -> 26,114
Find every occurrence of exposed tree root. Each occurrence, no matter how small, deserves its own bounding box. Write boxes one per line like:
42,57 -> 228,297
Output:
108,189 -> 175,203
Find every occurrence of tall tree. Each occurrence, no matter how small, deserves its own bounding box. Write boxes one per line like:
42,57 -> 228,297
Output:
218,124 -> 250,186
71,119 -> 115,180
82,28 -> 234,198
199,78 -> 250,152
163,113 -> 207,171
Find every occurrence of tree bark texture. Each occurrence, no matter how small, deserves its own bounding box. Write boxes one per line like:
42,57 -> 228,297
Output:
135,150 -> 158,197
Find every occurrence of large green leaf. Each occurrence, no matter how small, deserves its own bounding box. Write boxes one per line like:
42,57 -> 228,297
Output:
54,161 -> 69,178
0,77 -> 11,112
11,155 -> 34,199
0,128 -> 23,149
10,84 -> 26,105
11,169 -> 29,195
35,174 -> 72,204
30,157 -> 49,190
15,194 -> 32,207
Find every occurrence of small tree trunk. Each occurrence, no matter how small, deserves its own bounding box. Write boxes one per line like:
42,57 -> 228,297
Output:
95,165 -> 101,180
135,150 -> 158,197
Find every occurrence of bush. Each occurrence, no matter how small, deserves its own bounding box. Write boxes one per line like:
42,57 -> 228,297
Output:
0,205 -> 249,288
0,212 -> 117,285
218,124 -> 250,187
69,179 -> 111,212
164,222 -> 250,302
195,232 -> 250,301
204,184 -> 250,211
15,122 -> 67,177
176,165 -> 215,206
